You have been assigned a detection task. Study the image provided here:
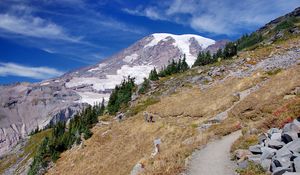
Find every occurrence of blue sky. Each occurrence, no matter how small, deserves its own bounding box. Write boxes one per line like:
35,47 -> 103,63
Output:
0,0 -> 299,84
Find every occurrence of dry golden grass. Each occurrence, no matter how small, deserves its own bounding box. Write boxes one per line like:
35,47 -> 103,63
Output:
47,114 -> 207,175
47,38 -> 300,175
147,75 -> 262,118
230,64 -> 300,127
47,73 -> 264,175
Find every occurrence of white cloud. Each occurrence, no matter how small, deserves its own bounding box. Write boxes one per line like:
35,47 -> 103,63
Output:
123,0 -> 300,35
0,13 -> 81,42
123,7 -> 167,21
0,62 -> 64,79
166,0 -> 197,15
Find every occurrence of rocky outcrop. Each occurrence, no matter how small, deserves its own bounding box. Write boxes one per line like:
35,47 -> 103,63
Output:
0,81 -> 86,156
241,118 -> 300,175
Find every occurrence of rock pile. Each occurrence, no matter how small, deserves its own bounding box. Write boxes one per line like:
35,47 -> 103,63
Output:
238,117 -> 300,175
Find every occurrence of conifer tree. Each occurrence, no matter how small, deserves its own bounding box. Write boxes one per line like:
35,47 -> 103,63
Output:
149,68 -> 159,81
181,55 -> 189,72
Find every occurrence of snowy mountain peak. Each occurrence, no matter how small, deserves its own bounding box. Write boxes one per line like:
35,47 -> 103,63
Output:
144,33 -> 215,65
146,33 -> 215,49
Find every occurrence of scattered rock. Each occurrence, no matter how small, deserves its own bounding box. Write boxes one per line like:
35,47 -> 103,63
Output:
237,160 -> 248,169
261,147 -> 277,160
234,149 -> 252,160
261,159 -> 272,171
284,95 -> 297,100
249,145 -> 262,154
291,87 -> 300,95
272,167 -> 292,175
244,119 -> 300,174
130,163 -> 144,175
267,139 -> 284,149
245,58 -> 251,62
294,157 -> 300,172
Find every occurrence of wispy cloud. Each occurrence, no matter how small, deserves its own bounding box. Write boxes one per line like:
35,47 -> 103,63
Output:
123,0 -> 300,35
0,13 -> 81,42
123,7 -> 167,21
0,62 -> 64,79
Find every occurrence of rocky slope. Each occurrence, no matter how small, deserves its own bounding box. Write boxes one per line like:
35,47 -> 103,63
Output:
0,33 -> 224,156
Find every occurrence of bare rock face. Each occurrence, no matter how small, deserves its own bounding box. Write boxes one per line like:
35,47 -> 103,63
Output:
0,81 -> 87,156
205,40 -> 229,53
0,33 -> 222,155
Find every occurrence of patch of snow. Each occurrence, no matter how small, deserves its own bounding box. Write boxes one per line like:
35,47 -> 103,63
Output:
144,33 -> 215,66
123,53 -> 139,63
54,80 -> 60,83
66,65 -> 154,91
88,63 -> 107,72
40,82 -> 50,86
76,92 -> 110,106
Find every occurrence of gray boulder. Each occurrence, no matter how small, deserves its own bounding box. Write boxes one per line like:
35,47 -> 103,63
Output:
283,123 -> 299,133
261,147 -> 277,160
294,157 -> 300,172
248,155 -> 262,164
237,160 -> 248,169
287,140 -> 300,153
259,133 -> 268,145
276,146 -> 293,159
261,158 -> 272,171
268,140 -> 285,149
272,167 -> 292,175
249,145 -> 262,154
272,133 -> 283,141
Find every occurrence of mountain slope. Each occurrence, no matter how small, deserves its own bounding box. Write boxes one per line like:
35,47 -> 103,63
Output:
0,33 -> 220,156
47,37 -> 300,175
43,8 -> 300,175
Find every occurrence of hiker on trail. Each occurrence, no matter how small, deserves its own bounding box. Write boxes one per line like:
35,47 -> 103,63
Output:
149,115 -> 154,122
143,112 -> 148,122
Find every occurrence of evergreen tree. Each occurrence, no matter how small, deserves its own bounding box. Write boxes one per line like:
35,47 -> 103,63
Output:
99,98 -> 105,115
107,76 -> 135,114
138,78 -> 151,94
236,33 -> 262,51
181,55 -> 189,72
149,68 -> 159,81
223,42 -> 237,58
215,48 -> 223,60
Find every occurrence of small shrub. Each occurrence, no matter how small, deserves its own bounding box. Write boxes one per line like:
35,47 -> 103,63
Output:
231,135 -> 258,153
266,68 -> 282,76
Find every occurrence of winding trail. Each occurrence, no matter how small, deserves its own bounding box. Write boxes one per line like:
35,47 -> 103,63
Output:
187,131 -> 241,175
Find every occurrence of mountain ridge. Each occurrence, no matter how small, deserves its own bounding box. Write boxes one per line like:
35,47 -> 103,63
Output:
0,32 -> 223,156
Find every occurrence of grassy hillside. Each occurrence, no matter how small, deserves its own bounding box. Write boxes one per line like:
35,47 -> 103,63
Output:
46,34 -> 300,175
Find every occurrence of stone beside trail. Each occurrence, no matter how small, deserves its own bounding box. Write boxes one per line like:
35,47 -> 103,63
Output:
237,117 -> 300,175
187,131 -> 241,175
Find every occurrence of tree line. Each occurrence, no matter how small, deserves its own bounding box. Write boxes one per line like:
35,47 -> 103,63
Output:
139,55 -> 190,95
193,42 -> 237,67
106,76 -> 136,115
28,101 -> 105,175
